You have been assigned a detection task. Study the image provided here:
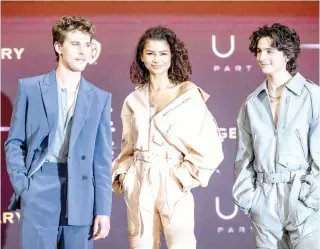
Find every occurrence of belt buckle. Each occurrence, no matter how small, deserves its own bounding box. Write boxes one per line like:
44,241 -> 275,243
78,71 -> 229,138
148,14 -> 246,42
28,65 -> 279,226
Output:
271,173 -> 278,183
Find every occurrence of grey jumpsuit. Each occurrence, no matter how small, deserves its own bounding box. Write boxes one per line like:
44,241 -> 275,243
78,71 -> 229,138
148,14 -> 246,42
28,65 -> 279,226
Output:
233,72 -> 320,249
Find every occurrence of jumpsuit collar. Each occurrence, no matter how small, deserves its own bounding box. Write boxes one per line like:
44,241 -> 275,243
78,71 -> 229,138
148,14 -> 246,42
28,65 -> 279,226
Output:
253,72 -> 306,98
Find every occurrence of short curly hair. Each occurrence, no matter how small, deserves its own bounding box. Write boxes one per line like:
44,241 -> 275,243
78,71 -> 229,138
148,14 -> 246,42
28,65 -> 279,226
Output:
130,26 -> 192,85
249,23 -> 301,73
52,16 -> 96,62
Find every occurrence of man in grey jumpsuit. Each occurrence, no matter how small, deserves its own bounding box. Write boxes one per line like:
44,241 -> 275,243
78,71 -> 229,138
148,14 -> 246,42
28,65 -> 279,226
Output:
232,23 -> 320,249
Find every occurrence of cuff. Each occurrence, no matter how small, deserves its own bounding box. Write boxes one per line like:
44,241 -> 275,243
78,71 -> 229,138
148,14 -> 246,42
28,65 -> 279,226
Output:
174,163 -> 200,192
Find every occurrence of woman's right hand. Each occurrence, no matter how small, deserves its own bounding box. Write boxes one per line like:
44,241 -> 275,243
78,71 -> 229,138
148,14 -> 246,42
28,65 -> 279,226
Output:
119,173 -> 126,185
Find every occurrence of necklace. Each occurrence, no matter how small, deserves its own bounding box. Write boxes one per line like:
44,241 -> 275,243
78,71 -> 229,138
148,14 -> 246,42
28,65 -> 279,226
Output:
268,93 -> 281,103
149,83 -> 171,108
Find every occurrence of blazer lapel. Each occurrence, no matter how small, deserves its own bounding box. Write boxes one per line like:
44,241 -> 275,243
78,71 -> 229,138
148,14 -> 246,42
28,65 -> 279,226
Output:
39,70 -> 59,147
69,77 -> 94,150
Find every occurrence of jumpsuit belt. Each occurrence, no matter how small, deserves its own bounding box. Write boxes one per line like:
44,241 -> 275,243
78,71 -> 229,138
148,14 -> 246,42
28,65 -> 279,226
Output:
256,170 -> 312,226
133,150 -> 183,163
133,150 -> 183,182
256,170 -> 310,184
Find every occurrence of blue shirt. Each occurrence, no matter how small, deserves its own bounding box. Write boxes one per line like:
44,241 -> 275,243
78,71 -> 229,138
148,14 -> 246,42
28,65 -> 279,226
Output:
45,82 -> 78,163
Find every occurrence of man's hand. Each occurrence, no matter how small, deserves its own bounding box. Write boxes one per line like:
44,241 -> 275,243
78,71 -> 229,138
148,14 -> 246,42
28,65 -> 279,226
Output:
93,215 -> 110,240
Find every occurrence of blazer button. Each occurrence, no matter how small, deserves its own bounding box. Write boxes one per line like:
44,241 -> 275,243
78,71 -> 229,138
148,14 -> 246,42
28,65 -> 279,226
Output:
81,155 -> 86,160
82,175 -> 88,180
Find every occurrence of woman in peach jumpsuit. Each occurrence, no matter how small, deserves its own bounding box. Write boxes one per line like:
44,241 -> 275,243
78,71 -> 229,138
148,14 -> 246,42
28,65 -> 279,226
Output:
112,26 -> 224,249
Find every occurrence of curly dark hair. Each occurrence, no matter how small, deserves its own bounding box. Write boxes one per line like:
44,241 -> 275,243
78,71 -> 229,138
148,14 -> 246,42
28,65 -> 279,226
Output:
249,23 -> 301,73
52,16 -> 96,62
130,26 -> 192,85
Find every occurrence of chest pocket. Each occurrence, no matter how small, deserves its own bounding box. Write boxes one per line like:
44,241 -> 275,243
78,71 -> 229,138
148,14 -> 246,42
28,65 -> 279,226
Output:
278,154 -> 309,169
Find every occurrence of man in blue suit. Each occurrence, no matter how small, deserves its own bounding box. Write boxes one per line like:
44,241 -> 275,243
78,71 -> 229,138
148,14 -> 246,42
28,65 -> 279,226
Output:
4,16 -> 112,249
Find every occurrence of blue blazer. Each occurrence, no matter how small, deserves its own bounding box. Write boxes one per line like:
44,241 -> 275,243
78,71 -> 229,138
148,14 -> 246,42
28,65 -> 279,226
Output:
5,70 -> 112,226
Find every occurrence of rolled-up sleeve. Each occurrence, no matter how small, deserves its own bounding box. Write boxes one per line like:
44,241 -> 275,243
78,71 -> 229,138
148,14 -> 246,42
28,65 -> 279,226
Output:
299,99 -> 320,210
232,101 -> 257,214
174,103 -> 224,192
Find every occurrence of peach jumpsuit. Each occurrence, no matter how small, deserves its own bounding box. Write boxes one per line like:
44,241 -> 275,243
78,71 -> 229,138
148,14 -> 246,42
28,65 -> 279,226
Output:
112,82 -> 224,249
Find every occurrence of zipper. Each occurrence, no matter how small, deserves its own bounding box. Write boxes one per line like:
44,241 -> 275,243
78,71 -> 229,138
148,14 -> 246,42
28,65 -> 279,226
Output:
282,96 -> 290,128
295,129 -> 307,159
273,87 -> 285,173
163,97 -> 191,116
